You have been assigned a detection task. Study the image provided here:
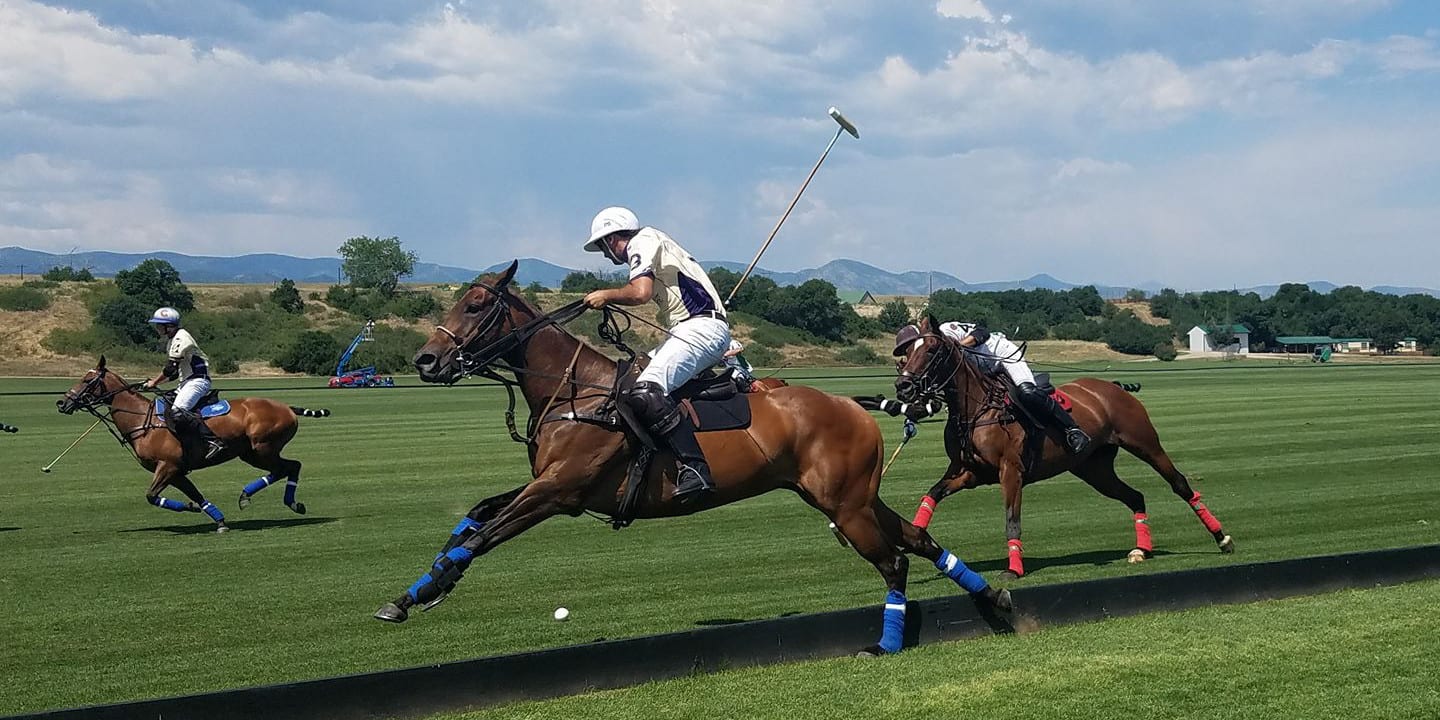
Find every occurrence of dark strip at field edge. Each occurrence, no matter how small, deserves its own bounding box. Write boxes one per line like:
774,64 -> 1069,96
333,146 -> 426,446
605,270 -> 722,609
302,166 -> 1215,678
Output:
6,544 -> 1438,720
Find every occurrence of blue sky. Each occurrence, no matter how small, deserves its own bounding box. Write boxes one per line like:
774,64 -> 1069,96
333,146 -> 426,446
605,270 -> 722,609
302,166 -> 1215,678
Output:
1,0 -> 1437,289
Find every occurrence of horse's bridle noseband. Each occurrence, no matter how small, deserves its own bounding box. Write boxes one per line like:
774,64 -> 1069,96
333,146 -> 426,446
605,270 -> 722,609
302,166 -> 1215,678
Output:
897,332 -> 960,400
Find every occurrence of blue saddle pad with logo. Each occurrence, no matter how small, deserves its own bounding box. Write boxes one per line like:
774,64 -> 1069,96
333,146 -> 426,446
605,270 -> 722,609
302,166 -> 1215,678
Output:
155,397 -> 231,419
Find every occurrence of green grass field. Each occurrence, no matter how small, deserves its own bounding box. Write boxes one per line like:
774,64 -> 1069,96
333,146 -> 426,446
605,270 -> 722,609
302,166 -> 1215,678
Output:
451,579 -> 1440,720
0,363 -> 1437,714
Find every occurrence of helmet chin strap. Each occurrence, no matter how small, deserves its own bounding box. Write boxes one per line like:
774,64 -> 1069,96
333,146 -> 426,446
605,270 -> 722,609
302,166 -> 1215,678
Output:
600,236 -> 625,266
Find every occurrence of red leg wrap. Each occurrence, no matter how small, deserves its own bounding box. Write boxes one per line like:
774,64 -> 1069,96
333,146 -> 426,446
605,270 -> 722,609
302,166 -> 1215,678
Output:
1007,540 -> 1024,576
912,497 -> 936,529
1188,493 -> 1223,534
1134,512 -> 1153,552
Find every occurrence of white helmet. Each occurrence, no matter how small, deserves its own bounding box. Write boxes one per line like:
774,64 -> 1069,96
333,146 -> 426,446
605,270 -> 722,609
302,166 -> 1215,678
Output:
584,206 -> 640,253
148,307 -> 181,325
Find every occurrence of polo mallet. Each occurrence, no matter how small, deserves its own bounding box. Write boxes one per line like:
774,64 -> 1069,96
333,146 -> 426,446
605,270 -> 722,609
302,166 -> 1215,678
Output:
42,418 -> 102,473
881,419 -> 919,477
728,106 -> 860,305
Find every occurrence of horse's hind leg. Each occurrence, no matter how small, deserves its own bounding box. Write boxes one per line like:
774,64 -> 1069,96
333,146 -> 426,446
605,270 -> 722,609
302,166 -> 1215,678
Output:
1118,420 -> 1234,553
1069,445 -> 1153,563
238,445 -> 305,514
170,475 -> 228,532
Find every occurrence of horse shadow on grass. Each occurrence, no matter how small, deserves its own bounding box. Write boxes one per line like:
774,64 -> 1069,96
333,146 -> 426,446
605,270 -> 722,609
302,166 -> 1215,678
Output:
0,527 -> 21,533
121,517 -> 338,535
910,548 -> 1192,586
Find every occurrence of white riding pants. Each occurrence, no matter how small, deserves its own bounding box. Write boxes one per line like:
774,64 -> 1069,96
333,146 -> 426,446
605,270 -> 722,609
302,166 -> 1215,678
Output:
173,377 -> 212,412
638,317 -> 732,394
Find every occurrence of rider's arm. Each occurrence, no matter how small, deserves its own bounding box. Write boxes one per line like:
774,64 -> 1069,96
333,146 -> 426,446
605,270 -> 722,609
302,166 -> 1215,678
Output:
145,361 -> 178,390
598,275 -> 654,306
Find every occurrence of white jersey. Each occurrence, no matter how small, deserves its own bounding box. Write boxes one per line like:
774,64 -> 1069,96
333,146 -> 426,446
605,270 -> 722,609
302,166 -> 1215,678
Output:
167,329 -> 211,381
938,322 -> 1034,386
625,227 -> 727,329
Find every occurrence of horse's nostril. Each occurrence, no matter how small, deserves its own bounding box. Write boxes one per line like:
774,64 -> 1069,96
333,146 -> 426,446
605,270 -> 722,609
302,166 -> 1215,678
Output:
414,353 -> 437,370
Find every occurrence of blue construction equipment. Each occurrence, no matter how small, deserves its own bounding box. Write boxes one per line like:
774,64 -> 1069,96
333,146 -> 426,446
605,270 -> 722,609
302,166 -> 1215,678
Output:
329,320 -> 395,388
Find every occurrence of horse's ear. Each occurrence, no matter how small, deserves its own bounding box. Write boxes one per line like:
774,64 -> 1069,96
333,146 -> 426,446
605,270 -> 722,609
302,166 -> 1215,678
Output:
497,260 -> 519,289
925,313 -> 939,330
97,355 -> 107,370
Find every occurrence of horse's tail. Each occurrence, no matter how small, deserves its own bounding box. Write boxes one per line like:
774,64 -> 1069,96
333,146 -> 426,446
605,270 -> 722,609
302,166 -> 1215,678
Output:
1111,381 -> 1142,393
290,406 -> 332,418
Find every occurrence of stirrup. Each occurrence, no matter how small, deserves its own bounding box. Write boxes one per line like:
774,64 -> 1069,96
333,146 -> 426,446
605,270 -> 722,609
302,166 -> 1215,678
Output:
673,464 -> 715,502
203,441 -> 225,460
1065,429 -> 1090,454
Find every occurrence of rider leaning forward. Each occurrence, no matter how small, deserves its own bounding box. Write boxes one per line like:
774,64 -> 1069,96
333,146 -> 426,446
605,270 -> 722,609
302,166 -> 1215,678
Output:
895,320 -> 1091,454
581,206 -> 731,504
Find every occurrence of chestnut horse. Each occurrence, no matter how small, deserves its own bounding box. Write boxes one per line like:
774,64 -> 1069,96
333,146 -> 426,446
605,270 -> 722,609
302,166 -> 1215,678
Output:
57,357 -> 331,532
894,316 -> 1234,578
373,261 -> 1010,655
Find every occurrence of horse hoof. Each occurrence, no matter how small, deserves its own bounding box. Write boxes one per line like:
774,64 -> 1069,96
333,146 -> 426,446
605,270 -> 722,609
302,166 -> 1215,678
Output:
289,502 -> 307,515
1000,569 -> 1023,581
854,645 -> 889,658
990,588 -> 1013,612
1218,535 -> 1235,554
374,603 -> 409,623
215,525 -> 230,534
238,493 -> 251,511
1127,549 -> 1148,564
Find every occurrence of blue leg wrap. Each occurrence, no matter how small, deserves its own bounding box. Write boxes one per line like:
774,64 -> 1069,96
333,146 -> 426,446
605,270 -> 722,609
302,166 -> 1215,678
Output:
242,474 -> 276,496
201,501 -> 225,523
283,479 -> 299,506
407,546 -> 474,604
936,550 -> 988,594
879,589 -> 907,654
436,517 -> 486,560
152,496 -> 191,512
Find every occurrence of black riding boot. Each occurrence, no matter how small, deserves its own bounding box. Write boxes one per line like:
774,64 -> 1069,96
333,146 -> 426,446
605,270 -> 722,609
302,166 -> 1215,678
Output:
1018,383 -> 1090,455
172,408 -> 225,462
661,413 -> 715,504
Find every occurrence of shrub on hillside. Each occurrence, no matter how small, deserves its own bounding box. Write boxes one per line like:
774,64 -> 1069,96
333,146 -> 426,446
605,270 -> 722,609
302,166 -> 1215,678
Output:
1153,342 -> 1177,361
1101,311 -> 1172,355
877,299 -> 911,330
0,286 -> 51,311
1052,320 -> 1102,342
741,343 -> 778,368
42,266 -> 95,282
835,344 -> 882,366
23,279 -> 59,289
270,279 -> 305,314
94,296 -> 156,344
211,356 -> 240,374
273,331 -> 345,375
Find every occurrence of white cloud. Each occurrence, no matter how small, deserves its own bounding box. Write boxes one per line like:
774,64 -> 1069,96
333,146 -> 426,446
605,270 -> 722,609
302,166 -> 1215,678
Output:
936,0 -> 995,23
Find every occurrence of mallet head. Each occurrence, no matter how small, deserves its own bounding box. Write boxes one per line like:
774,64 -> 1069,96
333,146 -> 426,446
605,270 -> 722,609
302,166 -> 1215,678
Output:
828,107 -> 859,139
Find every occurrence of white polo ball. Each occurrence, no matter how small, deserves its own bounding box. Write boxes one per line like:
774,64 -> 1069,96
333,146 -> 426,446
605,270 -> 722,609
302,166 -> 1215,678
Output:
553,607 -> 570,622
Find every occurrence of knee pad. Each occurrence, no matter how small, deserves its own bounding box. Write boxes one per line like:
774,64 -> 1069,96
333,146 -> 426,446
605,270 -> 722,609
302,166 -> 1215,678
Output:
624,381 -> 681,436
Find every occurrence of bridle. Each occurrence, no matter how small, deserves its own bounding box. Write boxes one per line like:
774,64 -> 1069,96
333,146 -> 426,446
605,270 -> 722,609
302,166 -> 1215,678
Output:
58,369 -> 161,453
897,333 -> 961,401
898,334 -> 1013,460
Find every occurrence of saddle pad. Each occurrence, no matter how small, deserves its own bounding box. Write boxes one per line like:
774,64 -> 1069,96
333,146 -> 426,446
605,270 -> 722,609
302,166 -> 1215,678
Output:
682,393 -> 752,432
155,397 -> 232,419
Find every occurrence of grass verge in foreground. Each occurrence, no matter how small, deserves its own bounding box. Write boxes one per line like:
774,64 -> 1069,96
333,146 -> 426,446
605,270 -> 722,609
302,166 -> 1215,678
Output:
445,579 -> 1440,720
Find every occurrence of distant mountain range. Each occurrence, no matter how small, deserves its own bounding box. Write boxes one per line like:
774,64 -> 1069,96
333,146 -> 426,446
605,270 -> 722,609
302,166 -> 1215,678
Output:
4,246 -> 1437,299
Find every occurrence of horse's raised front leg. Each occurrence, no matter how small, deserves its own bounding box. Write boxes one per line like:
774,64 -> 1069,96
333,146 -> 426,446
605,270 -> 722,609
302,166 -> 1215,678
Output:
374,480 -> 577,623
913,462 -> 977,529
144,462 -> 227,532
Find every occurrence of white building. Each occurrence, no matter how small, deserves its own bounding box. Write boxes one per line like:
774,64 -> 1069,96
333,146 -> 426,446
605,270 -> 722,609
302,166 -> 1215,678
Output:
1187,324 -> 1251,355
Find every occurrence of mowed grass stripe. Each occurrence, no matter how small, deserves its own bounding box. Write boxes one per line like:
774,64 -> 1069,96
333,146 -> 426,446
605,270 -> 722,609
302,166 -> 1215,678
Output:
448,579 -> 1440,720
0,364 -> 1436,713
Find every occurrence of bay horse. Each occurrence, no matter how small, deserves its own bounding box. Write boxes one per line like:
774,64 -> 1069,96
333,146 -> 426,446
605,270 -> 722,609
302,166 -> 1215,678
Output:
373,261 -> 1010,655
57,356 -> 331,532
894,315 -> 1234,578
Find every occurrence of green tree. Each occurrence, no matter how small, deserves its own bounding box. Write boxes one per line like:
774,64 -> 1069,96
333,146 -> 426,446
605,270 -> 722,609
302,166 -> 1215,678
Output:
269,278 -> 305,314
560,271 -> 622,293
114,259 -> 194,311
1124,288 -> 1148,302
94,295 -> 155,345
877,299 -> 911,330
339,236 -> 416,298
273,331 -> 345,375
42,266 -> 94,282
768,280 -> 848,341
